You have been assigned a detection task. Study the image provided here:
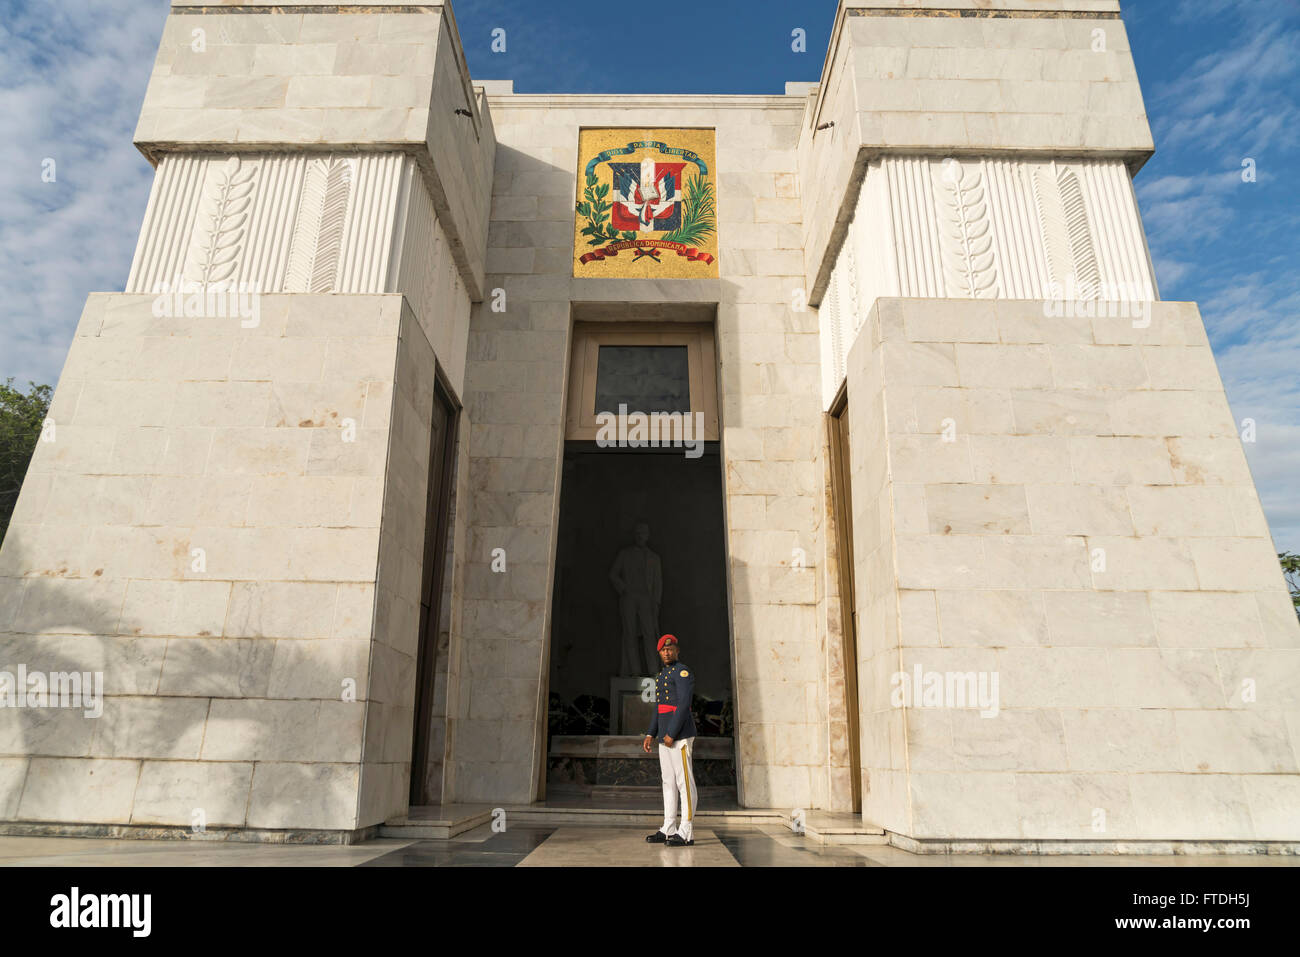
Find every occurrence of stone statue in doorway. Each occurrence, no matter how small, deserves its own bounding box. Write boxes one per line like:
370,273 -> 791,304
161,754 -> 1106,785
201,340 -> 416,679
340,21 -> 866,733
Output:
608,521 -> 662,676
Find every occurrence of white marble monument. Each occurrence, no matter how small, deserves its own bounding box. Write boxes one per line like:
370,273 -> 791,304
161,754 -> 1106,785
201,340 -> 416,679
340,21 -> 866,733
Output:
0,0 -> 1295,850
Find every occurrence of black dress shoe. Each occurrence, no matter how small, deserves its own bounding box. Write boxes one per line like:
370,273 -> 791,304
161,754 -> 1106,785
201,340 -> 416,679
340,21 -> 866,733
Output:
646,831 -> 668,843
665,834 -> 694,847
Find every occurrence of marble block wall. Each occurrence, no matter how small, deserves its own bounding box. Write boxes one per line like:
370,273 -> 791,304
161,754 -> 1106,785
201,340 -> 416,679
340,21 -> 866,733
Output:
800,0 -> 1151,304
0,292 -> 438,832
453,93 -> 831,809
123,150 -> 475,398
359,298 -> 443,827
846,297 -> 1300,841
142,0 -> 495,298
107,138 -> 475,826
817,153 -> 1159,407
4,0 -> 496,832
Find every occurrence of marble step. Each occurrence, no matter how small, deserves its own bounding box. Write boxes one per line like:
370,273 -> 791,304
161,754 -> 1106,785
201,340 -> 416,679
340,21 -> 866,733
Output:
796,811 -> 889,845
379,803 -> 888,841
489,805 -> 788,828
380,802 -> 793,838
379,804 -> 496,839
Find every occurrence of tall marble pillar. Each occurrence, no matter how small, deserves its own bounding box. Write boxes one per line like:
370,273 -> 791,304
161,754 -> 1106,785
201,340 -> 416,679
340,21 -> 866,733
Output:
0,0 -> 493,837
803,0 -> 1300,847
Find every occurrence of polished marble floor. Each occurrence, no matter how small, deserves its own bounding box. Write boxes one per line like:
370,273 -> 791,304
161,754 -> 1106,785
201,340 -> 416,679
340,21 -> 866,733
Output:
515,827 -> 739,866
3,824 -> 1298,867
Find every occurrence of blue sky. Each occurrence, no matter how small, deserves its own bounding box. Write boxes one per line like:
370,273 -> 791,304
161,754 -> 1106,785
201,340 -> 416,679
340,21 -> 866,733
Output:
0,0 -> 1296,551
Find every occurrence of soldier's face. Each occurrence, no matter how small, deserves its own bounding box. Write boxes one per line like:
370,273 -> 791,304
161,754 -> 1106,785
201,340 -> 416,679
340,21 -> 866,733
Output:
659,643 -> 677,665
634,524 -> 649,546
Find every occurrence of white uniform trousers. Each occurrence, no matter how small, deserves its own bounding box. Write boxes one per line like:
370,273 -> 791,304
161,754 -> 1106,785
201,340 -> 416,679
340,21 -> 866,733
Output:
657,736 -> 697,842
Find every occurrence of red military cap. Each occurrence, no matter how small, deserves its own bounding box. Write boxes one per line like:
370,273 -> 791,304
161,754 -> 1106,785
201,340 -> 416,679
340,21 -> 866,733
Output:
657,634 -> 678,651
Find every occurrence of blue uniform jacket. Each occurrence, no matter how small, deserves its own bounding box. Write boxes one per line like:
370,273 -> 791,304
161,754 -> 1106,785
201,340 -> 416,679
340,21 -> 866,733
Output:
645,661 -> 697,741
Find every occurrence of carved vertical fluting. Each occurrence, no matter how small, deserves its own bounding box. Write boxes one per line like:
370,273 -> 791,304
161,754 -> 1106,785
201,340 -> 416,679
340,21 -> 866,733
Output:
829,265 -> 845,386
827,259 -> 844,385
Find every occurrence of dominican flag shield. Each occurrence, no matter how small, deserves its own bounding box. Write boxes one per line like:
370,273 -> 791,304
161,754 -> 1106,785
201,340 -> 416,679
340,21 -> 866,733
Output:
609,157 -> 687,233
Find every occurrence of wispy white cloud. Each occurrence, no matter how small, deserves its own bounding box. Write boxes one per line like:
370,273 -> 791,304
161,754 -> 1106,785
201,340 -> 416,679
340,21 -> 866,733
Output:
0,0 -> 169,388
1133,165 -> 1271,251
1151,256 -> 1192,288
1190,269 -> 1300,552
1150,21 -> 1300,154
1163,31 -> 1297,115
1138,2 -> 1300,553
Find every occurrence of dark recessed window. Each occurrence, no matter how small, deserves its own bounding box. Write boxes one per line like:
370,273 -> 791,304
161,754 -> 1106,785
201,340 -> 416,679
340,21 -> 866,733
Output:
593,345 -> 691,415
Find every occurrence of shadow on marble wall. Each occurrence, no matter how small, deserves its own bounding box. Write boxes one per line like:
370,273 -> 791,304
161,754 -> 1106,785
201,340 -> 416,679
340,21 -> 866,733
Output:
0,535 -> 371,833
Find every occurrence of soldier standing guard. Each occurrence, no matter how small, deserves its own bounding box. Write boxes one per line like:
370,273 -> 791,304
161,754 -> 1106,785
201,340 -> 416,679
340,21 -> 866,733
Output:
642,634 -> 698,847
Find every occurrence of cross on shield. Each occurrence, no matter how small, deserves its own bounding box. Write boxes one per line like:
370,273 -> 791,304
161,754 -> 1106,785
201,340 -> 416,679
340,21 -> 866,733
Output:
610,158 -> 686,233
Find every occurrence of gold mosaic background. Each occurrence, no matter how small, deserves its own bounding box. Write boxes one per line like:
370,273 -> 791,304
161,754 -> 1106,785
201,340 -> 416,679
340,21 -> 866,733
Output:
573,128 -> 719,279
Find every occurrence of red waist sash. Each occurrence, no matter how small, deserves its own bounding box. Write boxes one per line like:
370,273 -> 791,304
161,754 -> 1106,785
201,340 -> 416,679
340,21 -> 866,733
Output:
657,704 -> 676,713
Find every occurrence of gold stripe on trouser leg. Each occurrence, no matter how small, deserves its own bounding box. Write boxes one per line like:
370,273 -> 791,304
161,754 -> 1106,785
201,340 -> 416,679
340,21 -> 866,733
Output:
659,742 -> 677,835
680,741 -> 693,821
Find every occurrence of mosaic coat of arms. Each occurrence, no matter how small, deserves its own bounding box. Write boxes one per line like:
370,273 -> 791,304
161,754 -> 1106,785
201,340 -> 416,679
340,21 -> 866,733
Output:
573,128 -> 718,278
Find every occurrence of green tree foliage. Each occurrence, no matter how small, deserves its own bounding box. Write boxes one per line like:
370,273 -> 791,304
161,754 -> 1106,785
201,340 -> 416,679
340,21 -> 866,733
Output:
0,379 -> 52,546
1280,552 -> 1300,617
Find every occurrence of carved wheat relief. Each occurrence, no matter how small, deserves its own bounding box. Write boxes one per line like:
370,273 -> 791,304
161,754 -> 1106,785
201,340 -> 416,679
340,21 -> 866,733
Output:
185,156 -> 257,287
938,161 -> 999,298
843,222 -> 863,334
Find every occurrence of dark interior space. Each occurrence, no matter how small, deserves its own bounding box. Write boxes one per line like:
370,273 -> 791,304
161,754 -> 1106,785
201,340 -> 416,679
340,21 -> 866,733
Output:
546,440 -> 735,795
548,441 -> 732,730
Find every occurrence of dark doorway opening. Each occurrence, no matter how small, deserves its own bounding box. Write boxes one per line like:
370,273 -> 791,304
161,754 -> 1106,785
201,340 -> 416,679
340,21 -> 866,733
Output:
828,387 -> 862,813
409,375 -> 459,808
545,441 -> 735,801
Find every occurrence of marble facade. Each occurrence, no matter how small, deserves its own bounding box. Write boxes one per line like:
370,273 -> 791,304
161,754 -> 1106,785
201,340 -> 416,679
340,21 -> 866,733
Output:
0,0 -> 1295,848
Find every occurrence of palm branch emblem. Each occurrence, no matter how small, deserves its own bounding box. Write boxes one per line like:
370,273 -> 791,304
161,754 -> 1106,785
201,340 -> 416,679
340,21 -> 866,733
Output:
660,173 -> 716,248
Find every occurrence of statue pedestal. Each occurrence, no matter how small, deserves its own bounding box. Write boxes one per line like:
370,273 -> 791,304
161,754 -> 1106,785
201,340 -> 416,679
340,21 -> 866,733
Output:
608,676 -> 654,734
